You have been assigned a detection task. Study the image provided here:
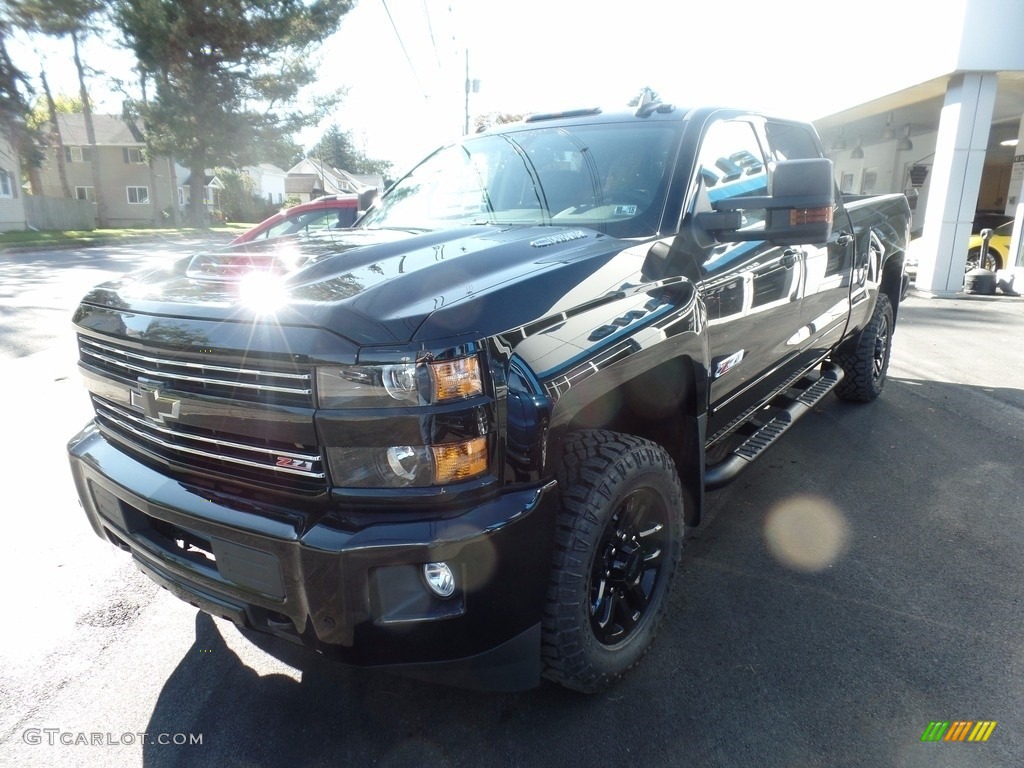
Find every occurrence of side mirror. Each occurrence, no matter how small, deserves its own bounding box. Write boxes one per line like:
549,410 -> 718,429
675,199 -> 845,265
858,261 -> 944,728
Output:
697,158 -> 835,244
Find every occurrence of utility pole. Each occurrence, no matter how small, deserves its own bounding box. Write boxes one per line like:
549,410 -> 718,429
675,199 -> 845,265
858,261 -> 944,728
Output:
463,50 -> 480,136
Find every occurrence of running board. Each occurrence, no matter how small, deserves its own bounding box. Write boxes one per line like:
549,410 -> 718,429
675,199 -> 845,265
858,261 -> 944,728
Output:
704,362 -> 844,491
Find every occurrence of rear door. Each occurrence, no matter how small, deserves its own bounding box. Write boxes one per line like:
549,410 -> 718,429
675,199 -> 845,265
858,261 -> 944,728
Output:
763,120 -> 856,366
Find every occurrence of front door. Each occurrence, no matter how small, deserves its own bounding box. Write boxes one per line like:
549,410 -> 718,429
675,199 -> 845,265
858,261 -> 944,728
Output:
690,118 -> 809,440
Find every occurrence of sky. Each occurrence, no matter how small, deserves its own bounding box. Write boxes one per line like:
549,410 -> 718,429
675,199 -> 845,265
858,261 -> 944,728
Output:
7,0 -> 964,175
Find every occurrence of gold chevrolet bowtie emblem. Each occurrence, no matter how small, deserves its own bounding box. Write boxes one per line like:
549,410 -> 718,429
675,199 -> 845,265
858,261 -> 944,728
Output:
130,384 -> 181,423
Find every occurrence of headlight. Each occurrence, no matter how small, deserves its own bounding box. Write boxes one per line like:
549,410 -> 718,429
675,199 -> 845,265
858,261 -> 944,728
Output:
317,354 -> 483,408
326,437 -> 488,488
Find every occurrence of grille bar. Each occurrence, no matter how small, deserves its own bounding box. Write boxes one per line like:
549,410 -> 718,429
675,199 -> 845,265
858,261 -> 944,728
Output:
94,397 -> 325,480
79,336 -> 313,407
80,337 -> 309,382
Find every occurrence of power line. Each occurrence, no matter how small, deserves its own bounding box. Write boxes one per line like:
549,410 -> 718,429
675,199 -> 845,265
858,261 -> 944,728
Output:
380,0 -> 430,101
421,0 -> 442,70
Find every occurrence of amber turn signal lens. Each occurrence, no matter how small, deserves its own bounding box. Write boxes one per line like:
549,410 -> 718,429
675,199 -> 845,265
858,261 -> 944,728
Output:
790,206 -> 833,226
430,356 -> 483,401
431,437 -> 488,484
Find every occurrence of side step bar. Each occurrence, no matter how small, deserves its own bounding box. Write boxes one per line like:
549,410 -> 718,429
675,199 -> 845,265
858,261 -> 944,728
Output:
704,362 -> 844,491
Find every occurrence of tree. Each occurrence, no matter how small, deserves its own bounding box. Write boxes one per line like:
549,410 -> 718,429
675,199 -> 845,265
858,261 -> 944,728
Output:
0,14 -> 43,197
0,23 -> 29,133
36,71 -> 74,197
309,124 -> 391,176
258,133 -> 305,174
215,167 -> 275,223
115,0 -> 351,226
10,0 -> 110,223
473,112 -> 526,133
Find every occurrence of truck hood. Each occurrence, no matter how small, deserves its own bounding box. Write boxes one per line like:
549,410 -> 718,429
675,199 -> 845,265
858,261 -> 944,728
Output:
78,225 -> 626,348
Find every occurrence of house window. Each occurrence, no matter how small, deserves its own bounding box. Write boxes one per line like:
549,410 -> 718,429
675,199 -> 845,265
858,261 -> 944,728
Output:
123,147 -> 145,164
127,186 -> 150,204
75,186 -> 96,202
0,169 -> 14,198
64,146 -> 93,163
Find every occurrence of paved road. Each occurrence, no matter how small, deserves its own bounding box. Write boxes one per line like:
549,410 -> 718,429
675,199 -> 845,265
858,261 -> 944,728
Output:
0,235 -> 235,360
0,254 -> 1021,767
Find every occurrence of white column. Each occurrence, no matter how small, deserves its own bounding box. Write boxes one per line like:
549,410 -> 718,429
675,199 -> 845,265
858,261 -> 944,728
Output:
916,73 -> 998,296
1002,119 -> 1024,268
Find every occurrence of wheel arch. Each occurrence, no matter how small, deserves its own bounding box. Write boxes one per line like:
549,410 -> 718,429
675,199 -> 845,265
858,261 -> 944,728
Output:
545,347 -> 708,527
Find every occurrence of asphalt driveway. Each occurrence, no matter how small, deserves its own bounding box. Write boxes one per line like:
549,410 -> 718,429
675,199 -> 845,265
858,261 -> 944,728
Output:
1,285 -> 1021,768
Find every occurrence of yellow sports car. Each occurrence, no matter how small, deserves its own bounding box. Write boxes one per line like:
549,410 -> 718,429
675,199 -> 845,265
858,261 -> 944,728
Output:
966,221 -> 1013,271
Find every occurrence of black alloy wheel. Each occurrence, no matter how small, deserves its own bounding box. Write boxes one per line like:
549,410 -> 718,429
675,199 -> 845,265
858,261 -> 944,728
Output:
589,487 -> 670,646
834,293 -> 894,402
542,430 -> 683,693
871,311 -> 890,383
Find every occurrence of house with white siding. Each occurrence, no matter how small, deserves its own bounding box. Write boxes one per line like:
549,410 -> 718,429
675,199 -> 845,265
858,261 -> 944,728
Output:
0,134 -> 27,231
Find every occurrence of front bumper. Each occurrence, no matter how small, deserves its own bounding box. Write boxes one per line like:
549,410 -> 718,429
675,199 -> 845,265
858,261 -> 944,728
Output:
68,422 -> 557,691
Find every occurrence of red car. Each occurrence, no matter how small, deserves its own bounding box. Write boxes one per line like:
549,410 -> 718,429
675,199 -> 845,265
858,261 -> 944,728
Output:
230,195 -> 361,244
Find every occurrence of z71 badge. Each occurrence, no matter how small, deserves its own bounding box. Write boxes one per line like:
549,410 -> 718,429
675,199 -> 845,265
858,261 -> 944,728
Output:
276,457 -> 314,471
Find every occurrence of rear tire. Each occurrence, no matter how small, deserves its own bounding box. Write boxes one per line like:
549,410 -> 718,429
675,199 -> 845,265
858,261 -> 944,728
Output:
834,293 -> 894,402
542,430 -> 683,693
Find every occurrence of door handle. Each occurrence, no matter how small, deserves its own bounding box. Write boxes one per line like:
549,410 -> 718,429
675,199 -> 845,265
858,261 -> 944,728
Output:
836,232 -> 854,246
780,249 -> 799,268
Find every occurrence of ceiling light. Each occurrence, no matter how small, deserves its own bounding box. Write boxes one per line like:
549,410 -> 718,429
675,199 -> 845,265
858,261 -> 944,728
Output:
881,112 -> 895,141
1000,138 -> 1019,147
832,128 -> 847,152
897,124 -> 913,151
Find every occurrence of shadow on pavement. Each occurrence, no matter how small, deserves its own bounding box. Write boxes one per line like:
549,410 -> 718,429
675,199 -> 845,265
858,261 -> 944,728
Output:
141,374 -> 1023,768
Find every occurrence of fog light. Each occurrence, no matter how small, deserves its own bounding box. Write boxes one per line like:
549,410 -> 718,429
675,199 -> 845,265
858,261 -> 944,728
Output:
423,562 -> 456,598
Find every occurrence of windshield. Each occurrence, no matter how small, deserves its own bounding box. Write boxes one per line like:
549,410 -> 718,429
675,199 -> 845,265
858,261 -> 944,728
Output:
359,122 -> 680,238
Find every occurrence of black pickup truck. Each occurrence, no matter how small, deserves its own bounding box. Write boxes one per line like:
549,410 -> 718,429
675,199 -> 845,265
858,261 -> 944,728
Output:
68,103 -> 910,693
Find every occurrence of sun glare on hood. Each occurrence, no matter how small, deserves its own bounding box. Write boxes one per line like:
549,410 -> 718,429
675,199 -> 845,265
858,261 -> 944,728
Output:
238,270 -> 290,314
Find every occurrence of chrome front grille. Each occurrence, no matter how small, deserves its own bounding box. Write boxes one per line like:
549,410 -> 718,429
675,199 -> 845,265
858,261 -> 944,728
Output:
92,396 -> 326,492
79,336 -> 313,408
79,334 -> 325,493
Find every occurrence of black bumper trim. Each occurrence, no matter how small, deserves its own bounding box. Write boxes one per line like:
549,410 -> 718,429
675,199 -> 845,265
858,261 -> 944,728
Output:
69,422 -> 558,687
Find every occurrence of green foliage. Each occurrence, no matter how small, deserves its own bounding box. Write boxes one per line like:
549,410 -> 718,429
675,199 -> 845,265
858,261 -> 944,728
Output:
28,92 -> 83,131
258,134 -> 305,174
473,112 -> 527,132
214,167 -> 276,223
7,0 -> 105,38
115,0 -> 352,224
309,123 -> 392,176
0,17 -> 33,143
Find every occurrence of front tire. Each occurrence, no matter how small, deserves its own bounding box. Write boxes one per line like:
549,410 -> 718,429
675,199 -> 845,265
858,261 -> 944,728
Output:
966,247 -> 1001,272
834,293 -> 894,402
542,430 -> 683,693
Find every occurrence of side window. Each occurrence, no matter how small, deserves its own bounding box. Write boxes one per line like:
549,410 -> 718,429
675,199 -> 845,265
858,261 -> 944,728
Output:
694,120 -> 768,232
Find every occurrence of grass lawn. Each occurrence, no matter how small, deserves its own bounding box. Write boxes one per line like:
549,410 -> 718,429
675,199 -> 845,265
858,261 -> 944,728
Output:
0,223 -> 253,251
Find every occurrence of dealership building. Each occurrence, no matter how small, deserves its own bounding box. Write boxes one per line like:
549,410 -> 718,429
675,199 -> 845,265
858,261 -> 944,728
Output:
813,0 -> 1024,296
